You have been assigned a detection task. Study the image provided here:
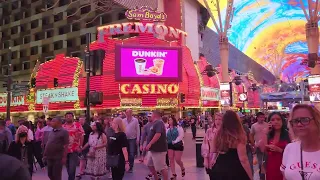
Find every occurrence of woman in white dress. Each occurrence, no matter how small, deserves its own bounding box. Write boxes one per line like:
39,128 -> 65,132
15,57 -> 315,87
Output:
82,121 -> 107,179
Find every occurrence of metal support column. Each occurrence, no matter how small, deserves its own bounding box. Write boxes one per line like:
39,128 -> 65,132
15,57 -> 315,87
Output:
85,33 -> 91,122
6,47 -> 12,120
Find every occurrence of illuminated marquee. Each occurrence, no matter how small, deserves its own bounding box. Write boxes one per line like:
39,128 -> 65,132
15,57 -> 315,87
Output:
0,94 -> 25,107
201,87 -> 220,101
120,84 -> 179,95
36,87 -> 79,104
121,98 -> 142,107
97,22 -> 187,42
125,6 -> 167,22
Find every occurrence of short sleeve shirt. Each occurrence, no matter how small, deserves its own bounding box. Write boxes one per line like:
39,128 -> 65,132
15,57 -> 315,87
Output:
281,141 -> 320,180
63,122 -> 85,153
147,120 -> 167,152
107,132 -> 128,156
44,128 -> 69,160
251,122 -> 269,146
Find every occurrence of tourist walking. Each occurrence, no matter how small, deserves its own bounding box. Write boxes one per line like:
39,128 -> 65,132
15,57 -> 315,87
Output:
108,117 -> 130,180
0,120 -> 12,153
281,104 -> 320,180
122,109 -> 140,173
261,112 -> 290,180
82,121 -> 107,179
145,110 -> 169,180
250,112 -> 268,180
43,117 -> 69,180
202,113 -> 222,179
8,125 -> 35,177
77,116 -> 92,177
5,119 -> 16,141
190,117 -> 197,139
166,117 -> 185,180
41,117 -> 53,150
209,110 -> 252,180
63,112 -> 85,180
34,120 -> 45,169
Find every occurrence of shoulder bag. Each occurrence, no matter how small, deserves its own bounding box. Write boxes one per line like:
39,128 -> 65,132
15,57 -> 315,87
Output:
107,154 -> 120,167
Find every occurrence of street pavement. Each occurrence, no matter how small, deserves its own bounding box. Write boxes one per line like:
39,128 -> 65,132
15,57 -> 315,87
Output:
32,129 -> 259,180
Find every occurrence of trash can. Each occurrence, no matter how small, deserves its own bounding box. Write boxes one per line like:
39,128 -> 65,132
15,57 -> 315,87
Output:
195,136 -> 204,168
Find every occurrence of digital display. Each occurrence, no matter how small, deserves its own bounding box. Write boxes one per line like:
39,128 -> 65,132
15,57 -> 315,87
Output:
115,45 -> 182,82
202,0 -> 312,81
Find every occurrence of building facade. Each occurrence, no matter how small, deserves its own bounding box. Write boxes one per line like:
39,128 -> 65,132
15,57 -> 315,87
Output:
0,0 -> 157,91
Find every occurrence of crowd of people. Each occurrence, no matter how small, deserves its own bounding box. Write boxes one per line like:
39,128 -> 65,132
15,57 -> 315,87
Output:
0,104 -> 319,180
202,104 -> 320,180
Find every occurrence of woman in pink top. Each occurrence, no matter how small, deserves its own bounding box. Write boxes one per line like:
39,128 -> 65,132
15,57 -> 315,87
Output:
34,120 -> 45,169
201,113 -> 223,179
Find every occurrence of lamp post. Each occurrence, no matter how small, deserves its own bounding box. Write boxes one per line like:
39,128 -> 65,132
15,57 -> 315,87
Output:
85,33 -> 91,122
6,46 -> 12,120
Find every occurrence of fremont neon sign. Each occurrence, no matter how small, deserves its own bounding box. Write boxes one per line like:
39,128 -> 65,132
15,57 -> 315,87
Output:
120,84 -> 179,95
98,22 -> 187,42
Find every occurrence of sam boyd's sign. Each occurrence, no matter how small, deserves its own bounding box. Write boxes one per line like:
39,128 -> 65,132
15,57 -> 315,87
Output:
36,87 -> 79,104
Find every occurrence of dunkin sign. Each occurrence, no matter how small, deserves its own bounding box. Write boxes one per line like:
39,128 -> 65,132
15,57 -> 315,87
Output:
0,93 -> 25,107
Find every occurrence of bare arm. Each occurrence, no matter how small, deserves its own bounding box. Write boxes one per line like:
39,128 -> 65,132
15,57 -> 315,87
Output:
237,142 -> 253,180
122,147 -> 129,162
95,134 -> 107,149
147,133 -> 161,147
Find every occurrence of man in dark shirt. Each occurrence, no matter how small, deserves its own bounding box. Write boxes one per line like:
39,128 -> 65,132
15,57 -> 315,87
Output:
43,117 -> 69,180
145,110 -> 168,180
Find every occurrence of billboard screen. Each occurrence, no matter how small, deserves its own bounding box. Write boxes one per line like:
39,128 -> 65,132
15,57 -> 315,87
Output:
115,45 -> 182,82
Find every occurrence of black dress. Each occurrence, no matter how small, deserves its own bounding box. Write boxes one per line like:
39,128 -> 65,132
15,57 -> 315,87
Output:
210,148 -> 250,180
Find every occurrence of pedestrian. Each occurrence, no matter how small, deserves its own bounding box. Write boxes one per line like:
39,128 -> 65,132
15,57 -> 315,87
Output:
0,119 -> 12,153
145,110 -> 169,180
162,116 -> 170,167
261,112 -> 290,180
209,110 -> 252,180
108,117 -> 130,180
77,116 -> 92,177
281,104 -> 320,180
82,121 -> 107,178
104,117 -> 115,179
0,148 -> 31,180
43,117 -> 69,180
166,117 -> 185,180
122,109 -> 140,173
202,113 -> 222,179
190,117 -> 197,139
62,112 -> 85,180
8,125 -> 35,177
22,121 -> 34,142
34,120 -> 45,169
5,119 -> 16,141
250,112 -> 268,180
41,117 -> 53,150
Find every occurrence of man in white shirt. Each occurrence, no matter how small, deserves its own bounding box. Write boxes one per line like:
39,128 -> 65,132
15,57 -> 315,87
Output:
122,109 -> 140,173
250,112 -> 269,180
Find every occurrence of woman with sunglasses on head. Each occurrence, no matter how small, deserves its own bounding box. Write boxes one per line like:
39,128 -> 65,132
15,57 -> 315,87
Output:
8,125 -> 35,176
281,104 -> 320,180
202,113 -> 223,179
261,112 -> 291,180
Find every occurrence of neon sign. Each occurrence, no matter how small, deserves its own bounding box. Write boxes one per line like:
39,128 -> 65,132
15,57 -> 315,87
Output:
97,22 -> 187,42
0,94 -> 25,107
36,87 -> 79,104
125,6 -> 167,22
120,84 -> 179,95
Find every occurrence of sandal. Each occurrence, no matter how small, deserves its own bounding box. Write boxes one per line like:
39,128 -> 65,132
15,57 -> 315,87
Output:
170,174 -> 177,180
76,173 -> 84,177
181,168 -> 186,177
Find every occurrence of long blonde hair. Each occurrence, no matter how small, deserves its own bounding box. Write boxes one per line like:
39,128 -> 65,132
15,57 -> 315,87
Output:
113,117 -> 126,132
15,125 -> 30,143
289,104 -> 320,140
214,111 -> 246,152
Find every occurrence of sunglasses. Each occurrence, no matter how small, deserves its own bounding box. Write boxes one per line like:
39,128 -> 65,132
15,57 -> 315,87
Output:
290,117 -> 313,126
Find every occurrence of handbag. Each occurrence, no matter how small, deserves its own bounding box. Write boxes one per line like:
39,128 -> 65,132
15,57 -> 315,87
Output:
107,154 -> 120,167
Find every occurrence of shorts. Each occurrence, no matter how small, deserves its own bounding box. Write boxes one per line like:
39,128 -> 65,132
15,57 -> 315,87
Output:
146,151 -> 167,172
168,143 -> 184,151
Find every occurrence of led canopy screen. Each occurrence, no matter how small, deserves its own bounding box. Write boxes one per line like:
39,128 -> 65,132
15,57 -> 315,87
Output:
201,0 -> 318,81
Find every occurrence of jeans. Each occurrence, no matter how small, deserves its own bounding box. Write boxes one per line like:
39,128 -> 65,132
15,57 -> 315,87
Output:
66,152 -> 79,180
127,138 -> 137,169
246,147 -> 253,175
47,159 -> 63,180
34,141 -> 45,168
256,148 -> 265,180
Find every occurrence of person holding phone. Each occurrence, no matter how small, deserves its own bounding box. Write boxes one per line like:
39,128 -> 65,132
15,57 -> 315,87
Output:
261,112 -> 290,180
